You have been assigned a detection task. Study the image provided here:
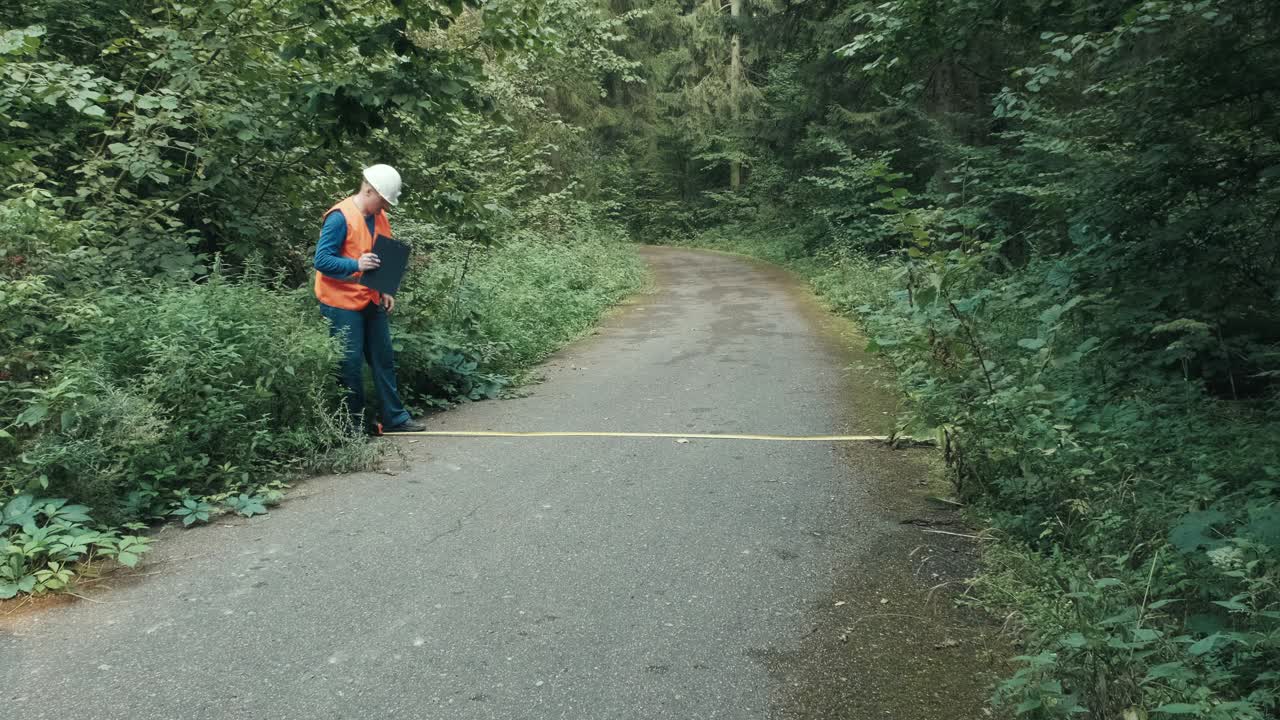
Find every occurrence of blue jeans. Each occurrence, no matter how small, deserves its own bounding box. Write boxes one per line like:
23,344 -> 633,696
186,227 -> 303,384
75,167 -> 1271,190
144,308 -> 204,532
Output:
319,301 -> 411,431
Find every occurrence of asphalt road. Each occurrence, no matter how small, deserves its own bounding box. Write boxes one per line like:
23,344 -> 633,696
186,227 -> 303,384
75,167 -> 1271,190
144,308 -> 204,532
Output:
0,247 -> 987,720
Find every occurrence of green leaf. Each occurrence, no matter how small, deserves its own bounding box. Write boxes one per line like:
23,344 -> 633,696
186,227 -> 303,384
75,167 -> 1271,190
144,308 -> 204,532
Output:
1154,704 -> 1201,715
1169,511 -> 1228,553
55,504 -> 93,523
1211,595 -> 1249,612
1245,513 -> 1280,548
3,495 -> 33,523
1061,632 -> 1087,648
1015,697 -> 1042,714
1188,633 -> 1220,656
1039,304 -> 1065,326
1018,338 -> 1046,350
15,403 -> 49,427
1144,661 -> 1192,682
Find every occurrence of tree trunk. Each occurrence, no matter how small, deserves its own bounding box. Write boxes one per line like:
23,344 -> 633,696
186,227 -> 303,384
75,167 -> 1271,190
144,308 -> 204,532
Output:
729,0 -> 742,191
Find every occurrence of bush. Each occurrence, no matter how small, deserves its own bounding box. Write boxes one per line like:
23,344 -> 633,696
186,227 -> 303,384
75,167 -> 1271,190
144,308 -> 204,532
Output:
393,202 -> 648,385
2,267 -> 356,525
458,229 -> 648,370
687,221 -> 811,265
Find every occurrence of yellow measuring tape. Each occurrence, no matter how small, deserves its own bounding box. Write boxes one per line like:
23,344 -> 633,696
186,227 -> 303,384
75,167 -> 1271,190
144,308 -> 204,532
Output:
388,430 -> 897,442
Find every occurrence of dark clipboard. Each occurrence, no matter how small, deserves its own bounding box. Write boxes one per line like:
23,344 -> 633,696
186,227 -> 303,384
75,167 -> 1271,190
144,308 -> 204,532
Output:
358,234 -> 411,296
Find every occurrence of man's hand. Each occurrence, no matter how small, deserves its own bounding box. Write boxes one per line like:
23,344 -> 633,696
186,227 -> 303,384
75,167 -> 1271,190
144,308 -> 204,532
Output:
381,294 -> 396,314
357,253 -> 381,272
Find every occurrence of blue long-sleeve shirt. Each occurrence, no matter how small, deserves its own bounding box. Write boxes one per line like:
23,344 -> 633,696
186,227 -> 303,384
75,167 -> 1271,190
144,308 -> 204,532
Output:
314,211 -> 377,279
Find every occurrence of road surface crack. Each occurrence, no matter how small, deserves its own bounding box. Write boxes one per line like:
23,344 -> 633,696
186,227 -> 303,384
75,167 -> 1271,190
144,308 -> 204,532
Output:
422,503 -> 484,548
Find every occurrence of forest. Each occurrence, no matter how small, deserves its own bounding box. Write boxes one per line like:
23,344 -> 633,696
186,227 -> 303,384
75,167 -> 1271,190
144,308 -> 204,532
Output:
2,1 -> 1278,717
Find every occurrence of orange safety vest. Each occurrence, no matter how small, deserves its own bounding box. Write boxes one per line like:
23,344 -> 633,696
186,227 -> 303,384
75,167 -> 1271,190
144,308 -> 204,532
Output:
314,196 -> 392,310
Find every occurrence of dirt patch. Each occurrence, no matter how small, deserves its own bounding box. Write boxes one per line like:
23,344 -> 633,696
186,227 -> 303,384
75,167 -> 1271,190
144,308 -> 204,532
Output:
0,591 -> 78,626
0,560 -> 155,629
761,443 -> 1009,720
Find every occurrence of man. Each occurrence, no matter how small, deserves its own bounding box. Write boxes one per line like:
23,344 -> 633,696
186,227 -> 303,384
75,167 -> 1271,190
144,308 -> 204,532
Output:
314,164 -> 425,435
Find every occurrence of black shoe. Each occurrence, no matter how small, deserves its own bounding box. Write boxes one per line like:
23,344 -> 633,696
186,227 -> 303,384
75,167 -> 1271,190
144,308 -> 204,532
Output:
382,418 -> 427,434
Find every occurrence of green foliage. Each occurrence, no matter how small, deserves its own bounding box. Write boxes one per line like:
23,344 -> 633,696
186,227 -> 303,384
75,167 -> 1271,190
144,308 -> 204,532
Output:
828,7 -> 1280,710
423,207 -> 648,373
1,494 -> 152,598
222,493 -> 269,518
3,268 -> 355,525
0,0 -> 519,276
170,497 -> 214,527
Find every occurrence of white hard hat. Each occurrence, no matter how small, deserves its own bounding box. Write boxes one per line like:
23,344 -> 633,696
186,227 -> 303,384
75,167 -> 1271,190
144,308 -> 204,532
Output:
362,164 -> 402,206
